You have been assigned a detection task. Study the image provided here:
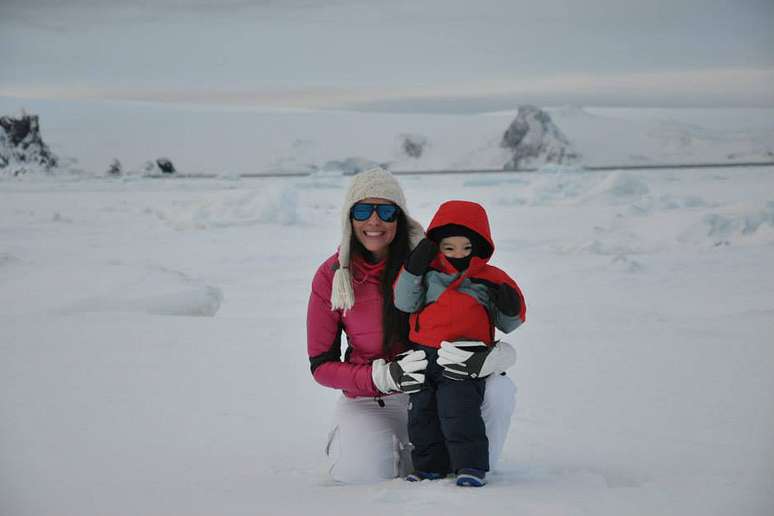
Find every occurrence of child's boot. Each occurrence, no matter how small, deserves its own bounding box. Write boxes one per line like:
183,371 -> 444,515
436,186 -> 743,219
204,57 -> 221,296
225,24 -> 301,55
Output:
406,471 -> 446,482
456,468 -> 486,487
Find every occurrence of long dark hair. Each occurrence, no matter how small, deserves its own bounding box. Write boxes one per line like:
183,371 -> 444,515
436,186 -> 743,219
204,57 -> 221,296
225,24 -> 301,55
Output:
349,212 -> 411,356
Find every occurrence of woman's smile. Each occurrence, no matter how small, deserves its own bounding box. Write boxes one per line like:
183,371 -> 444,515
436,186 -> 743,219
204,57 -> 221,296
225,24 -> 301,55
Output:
351,197 -> 398,260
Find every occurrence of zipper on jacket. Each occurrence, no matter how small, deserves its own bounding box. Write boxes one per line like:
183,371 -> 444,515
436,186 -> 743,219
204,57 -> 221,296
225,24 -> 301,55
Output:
413,301 -> 433,332
374,397 -> 385,407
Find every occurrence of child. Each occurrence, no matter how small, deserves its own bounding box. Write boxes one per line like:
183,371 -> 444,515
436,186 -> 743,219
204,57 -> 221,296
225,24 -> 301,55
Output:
393,200 -> 526,487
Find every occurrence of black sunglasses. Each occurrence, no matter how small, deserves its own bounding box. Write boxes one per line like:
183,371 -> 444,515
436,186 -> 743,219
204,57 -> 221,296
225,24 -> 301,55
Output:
350,203 -> 400,222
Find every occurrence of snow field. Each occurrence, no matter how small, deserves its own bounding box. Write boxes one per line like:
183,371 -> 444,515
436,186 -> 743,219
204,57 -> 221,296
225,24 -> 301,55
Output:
1,166 -> 773,515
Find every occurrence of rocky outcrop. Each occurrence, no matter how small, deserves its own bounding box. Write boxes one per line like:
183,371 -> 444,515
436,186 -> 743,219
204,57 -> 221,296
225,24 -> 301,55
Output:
107,159 -> 122,176
501,105 -> 580,170
156,158 -> 176,174
0,113 -> 58,176
400,133 -> 428,159
143,157 -> 177,175
318,157 -> 385,176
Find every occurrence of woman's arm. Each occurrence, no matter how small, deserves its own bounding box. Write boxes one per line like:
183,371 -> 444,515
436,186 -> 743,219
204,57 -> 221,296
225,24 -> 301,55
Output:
307,262 -> 381,397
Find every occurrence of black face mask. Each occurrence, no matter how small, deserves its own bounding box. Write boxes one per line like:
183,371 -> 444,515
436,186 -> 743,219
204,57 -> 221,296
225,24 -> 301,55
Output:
446,254 -> 473,272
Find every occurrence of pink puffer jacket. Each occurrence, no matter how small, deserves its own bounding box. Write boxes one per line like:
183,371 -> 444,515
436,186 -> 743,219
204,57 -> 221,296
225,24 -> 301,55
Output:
307,252 -> 405,398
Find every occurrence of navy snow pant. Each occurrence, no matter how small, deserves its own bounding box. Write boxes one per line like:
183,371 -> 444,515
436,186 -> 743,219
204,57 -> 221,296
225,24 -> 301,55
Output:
408,345 -> 489,474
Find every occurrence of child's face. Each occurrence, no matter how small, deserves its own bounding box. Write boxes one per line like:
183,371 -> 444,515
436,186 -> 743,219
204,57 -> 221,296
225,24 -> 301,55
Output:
439,236 -> 472,259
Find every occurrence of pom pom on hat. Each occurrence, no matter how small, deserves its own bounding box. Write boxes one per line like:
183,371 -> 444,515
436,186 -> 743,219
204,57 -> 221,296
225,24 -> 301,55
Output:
331,167 -> 425,311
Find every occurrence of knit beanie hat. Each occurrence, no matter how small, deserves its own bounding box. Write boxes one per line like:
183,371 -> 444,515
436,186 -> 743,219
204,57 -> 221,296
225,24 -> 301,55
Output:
331,167 -> 425,311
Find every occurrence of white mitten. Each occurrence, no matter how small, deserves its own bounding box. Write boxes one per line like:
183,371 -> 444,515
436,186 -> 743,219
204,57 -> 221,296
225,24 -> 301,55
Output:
371,349 -> 427,394
437,340 -> 516,380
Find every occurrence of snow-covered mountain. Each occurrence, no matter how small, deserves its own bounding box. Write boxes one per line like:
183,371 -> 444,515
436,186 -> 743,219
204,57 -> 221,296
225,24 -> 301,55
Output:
500,105 -> 580,169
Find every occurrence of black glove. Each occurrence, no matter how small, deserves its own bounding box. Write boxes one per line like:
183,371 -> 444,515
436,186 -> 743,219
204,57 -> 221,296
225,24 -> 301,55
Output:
492,283 -> 521,317
405,238 -> 438,275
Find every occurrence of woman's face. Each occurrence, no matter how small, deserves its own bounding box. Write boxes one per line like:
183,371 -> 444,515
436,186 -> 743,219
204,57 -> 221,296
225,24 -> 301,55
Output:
350,197 -> 398,260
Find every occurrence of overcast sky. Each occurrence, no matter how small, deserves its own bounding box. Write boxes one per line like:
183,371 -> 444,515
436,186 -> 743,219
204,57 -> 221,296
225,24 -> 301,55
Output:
1,0 -> 773,110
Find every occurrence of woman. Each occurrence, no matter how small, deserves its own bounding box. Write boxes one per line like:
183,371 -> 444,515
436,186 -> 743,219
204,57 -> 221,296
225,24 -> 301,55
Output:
306,167 -> 517,484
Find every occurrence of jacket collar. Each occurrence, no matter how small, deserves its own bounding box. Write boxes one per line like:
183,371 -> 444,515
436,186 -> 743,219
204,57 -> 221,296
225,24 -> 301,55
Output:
351,254 -> 385,284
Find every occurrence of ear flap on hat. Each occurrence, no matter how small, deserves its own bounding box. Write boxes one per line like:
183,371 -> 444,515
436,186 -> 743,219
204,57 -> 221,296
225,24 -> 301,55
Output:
331,210 -> 355,311
331,266 -> 354,311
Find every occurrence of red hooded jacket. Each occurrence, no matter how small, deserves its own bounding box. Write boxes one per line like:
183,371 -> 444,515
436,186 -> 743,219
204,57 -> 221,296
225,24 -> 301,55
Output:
394,200 -> 526,348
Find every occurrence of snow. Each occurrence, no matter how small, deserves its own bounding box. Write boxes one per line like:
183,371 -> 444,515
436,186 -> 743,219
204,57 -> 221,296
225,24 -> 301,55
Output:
1,100 -> 774,516
1,96 -> 773,176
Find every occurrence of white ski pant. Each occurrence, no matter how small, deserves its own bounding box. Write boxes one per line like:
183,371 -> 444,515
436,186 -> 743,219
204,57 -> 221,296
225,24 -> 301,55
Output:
325,374 -> 516,484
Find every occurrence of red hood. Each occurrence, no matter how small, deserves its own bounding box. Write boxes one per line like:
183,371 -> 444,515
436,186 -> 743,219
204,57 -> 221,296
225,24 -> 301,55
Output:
427,200 -> 494,260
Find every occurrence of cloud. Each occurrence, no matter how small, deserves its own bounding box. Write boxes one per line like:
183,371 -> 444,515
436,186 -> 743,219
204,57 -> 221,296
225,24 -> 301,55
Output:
2,1 -> 772,107
4,67 -> 773,110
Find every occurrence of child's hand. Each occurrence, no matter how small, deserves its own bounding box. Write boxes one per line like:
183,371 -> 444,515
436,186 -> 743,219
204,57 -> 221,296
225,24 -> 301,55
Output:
492,284 -> 521,317
405,238 -> 438,275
